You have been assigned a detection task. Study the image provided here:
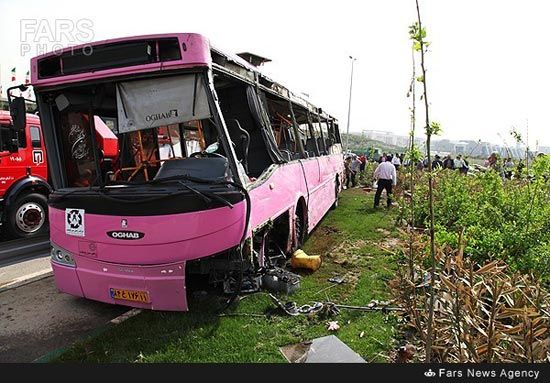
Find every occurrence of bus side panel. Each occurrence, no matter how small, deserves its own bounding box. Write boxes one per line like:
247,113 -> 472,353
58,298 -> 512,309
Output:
305,153 -> 344,231
248,162 -> 308,235
298,158 -> 323,232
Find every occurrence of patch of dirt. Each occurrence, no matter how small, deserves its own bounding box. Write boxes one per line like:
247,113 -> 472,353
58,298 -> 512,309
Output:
381,237 -> 402,249
306,226 -> 340,255
326,239 -> 370,267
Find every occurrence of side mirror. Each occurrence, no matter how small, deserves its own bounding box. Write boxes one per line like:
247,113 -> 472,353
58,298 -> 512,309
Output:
9,96 -> 27,132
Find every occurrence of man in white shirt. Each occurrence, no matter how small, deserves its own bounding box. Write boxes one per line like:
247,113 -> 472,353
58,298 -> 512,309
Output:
391,153 -> 402,170
373,157 -> 397,208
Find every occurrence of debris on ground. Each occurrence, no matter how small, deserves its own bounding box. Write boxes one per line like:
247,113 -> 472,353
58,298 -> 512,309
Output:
268,293 -> 333,317
290,249 -> 321,271
261,267 -> 301,295
268,294 -> 400,318
279,335 -> 366,363
327,321 -> 340,331
392,344 -> 416,363
328,276 -> 345,284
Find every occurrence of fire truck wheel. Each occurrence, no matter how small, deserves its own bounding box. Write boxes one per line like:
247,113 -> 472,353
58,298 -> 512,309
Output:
7,193 -> 49,239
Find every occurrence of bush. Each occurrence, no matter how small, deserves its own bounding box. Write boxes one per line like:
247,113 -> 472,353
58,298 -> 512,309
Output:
398,156 -> 550,283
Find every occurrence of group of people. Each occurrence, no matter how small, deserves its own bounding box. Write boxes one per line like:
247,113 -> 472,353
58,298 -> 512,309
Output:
430,154 -> 469,174
344,152 -> 403,209
343,148 -> 547,211
343,154 -> 368,188
379,152 -> 405,170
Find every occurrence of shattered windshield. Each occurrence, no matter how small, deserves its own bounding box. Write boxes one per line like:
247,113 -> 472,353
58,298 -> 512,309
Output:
48,73 -> 231,188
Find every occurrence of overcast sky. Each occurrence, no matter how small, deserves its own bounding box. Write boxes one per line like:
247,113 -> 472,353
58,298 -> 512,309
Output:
0,0 -> 548,147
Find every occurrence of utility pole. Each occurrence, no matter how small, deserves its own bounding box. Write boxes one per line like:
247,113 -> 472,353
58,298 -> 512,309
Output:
345,56 -> 356,153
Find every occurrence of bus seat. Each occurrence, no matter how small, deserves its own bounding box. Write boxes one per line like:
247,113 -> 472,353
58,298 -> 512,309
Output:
154,157 -> 230,182
226,118 -> 250,172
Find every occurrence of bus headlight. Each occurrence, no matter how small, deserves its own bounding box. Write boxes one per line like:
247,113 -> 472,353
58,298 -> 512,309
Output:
51,244 -> 76,267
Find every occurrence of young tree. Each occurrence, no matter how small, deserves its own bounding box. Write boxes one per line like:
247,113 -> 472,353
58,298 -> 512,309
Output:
409,0 -> 441,362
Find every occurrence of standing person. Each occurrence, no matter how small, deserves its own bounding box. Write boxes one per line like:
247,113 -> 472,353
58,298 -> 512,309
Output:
350,155 -> 361,187
443,154 -> 454,169
392,152 -> 401,170
485,152 -> 498,168
454,154 -> 465,172
344,156 -> 352,189
359,154 -> 367,173
373,157 -> 397,208
432,154 -> 443,169
504,157 -> 514,179
379,153 -> 387,163
460,156 -> 470,175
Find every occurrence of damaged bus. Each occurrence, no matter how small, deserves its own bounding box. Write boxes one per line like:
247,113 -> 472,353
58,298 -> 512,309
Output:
8,33 -> 343,311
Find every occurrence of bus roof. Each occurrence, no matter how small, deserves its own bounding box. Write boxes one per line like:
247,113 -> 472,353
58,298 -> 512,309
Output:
30,33 -> 337,121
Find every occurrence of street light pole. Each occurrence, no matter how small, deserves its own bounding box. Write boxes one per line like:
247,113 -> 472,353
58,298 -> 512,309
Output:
345,56 -> 356,153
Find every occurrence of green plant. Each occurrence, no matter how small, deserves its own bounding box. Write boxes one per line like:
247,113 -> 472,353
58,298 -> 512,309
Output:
398,168 -> 550,283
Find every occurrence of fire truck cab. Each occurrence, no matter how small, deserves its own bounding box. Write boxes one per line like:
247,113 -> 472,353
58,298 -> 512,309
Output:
0,109 -> 50,238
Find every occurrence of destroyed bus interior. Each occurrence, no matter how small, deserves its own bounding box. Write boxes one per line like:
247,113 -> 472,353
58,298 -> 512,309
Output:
39,71 -> 247,217
212,66 -> 343,181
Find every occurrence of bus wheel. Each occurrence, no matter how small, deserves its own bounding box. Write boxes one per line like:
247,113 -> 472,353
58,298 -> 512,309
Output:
8,193 -> 49,239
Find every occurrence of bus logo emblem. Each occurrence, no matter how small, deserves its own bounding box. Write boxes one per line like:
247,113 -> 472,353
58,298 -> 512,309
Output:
121,219 -> 128,228
32,150 -> 44,165
65,208 -> 85,237
107,231 -> 145,240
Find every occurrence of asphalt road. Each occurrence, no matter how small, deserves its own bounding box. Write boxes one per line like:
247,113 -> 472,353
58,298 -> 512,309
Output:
0,272 -> 128,362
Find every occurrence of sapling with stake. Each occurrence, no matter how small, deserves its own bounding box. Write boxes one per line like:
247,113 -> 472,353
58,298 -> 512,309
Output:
410,0 -> 441,362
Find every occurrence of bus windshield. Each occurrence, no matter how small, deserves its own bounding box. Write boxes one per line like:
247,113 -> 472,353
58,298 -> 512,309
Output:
45,73 -> 233,188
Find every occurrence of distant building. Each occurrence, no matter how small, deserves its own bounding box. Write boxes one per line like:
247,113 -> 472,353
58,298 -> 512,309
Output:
454,142 -> 468,154
360,128 -> 532,159
362,130 -> 418,148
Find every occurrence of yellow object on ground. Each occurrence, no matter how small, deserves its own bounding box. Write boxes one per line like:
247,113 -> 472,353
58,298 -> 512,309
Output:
290,249 -> 321,271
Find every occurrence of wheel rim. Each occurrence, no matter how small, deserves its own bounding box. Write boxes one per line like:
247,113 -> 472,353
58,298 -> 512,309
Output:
15,203 -> 45,233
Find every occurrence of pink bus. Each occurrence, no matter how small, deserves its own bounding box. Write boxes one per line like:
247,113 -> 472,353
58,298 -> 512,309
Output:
9,33 -> 344,311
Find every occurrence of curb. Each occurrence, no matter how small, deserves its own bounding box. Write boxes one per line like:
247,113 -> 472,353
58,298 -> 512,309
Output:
33,308 -> 142,363
0,269 -> 53,294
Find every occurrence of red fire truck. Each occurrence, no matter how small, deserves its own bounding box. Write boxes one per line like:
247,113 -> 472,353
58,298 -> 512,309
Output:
1,95 -> 118,239
0,108 -> 50,238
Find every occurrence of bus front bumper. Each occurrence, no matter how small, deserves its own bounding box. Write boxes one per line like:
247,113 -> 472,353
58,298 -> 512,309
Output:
51,255 -> 188,311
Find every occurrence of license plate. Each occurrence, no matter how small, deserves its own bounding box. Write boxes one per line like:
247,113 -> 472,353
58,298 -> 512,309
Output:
109,288 -> 150,303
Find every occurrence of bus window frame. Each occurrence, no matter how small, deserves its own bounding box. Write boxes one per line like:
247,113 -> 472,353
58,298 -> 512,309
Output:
288,101 -> 306,159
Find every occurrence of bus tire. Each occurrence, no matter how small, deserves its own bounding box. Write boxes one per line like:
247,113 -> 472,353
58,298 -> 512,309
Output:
7,193 -> 49,239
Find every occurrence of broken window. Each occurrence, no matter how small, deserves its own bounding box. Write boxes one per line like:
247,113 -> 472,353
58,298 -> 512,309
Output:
293,104 -> 318,158
264,95 -> 303,161
48,73 -> 229,187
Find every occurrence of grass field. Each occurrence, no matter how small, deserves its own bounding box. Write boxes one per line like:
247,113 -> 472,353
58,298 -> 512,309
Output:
54,188 -> 400,363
